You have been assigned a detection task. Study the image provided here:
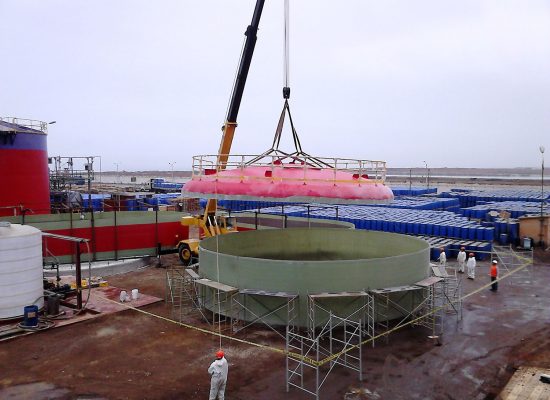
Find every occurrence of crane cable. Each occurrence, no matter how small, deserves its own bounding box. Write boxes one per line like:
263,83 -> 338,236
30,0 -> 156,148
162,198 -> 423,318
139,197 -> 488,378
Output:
215,201 -> 222,351
214,179 -> 225,353
283,0 -> 290,99
215,0 -> 289,354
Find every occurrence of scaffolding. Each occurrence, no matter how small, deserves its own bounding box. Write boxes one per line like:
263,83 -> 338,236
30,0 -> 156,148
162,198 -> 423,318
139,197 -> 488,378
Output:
366,275 -> 452,345
165,265 -> 210,322
164,268 -> 457,399
306,292 -> 370,340
165,265 -> 184,317
492,245 -> 534,285
286,313 -> 363,400
194,278 -> 238,329
286,284 -> 448,399
431,263 -> 463,321
369,285 -> 424,344
48,155 -> 102,214
49,156 -> 98,191
231,289 -> 298,339
413,277 -> 445,338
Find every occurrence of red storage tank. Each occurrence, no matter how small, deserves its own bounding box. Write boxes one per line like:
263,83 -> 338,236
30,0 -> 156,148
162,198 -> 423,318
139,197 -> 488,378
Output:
0,118 -> 50,216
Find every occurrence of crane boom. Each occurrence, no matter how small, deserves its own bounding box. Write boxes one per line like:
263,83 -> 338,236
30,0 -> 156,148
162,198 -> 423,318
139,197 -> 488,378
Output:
216,0 -> 265,167
205,0 -> 265,216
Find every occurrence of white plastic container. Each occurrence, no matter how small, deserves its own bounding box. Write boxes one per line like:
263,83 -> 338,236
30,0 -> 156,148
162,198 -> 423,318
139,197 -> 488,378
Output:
131,288 -> 139,300
0,223 -> 44,319
119,290 -> 128,302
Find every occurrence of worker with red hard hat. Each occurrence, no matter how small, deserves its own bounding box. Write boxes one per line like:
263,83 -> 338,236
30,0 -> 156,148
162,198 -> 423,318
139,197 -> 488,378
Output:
208,350 -> 228,400
489,260 -> 499,292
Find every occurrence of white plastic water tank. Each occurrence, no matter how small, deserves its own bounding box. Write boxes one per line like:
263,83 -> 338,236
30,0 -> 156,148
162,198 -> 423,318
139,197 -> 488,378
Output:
0,222 -> 44,319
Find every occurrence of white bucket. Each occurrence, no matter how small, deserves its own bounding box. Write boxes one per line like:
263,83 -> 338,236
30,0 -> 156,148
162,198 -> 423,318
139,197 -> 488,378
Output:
131,288 -> 139,300
119,290 -> 128,302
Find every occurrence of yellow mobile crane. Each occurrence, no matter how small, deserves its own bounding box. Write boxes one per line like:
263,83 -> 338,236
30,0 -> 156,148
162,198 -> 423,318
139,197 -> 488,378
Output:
177,213 -> 237,265
176,0 -> 266,265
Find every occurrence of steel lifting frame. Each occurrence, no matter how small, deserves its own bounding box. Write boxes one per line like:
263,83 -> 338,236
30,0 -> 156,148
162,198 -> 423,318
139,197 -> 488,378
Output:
231,289 -> 298,340
286,313 -> 362,400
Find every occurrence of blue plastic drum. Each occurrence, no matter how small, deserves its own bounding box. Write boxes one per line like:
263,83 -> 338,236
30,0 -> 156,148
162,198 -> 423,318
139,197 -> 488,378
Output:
23,305 -> 39,327
499,233 -> 508,245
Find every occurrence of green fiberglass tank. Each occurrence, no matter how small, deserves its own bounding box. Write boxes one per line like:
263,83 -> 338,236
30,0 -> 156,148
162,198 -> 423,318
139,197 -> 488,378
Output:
199,228 -> 430,327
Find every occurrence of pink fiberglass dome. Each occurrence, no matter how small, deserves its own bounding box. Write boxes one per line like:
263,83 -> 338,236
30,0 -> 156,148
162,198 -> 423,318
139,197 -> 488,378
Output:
183,163 -> 394,205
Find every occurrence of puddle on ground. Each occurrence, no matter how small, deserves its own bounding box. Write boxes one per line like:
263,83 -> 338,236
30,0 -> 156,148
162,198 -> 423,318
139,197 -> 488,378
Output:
0,382 -> 70,399
0,382 -> 108,400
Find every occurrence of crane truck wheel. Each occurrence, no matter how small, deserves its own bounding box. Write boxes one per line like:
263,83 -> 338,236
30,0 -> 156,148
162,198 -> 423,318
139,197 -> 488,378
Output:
178,243 -> 193,265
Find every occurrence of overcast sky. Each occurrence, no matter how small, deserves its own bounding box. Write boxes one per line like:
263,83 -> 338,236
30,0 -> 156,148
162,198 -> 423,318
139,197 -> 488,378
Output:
1,1 -> 549,171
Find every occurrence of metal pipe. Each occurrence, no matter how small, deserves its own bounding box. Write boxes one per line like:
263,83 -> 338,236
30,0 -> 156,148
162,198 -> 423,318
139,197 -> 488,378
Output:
155,207 -> 159,254
75,242 -> 82,309
114,209 -> 118,260
42,232 -> 89,242
423,161 -> 429,189
540,146 -> 545,246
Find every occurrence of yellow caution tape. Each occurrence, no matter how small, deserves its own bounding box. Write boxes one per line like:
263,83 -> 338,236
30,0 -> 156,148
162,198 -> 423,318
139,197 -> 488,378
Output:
318,255 -> 534,366
97,253 -> 533,368
96,295 -> 318,365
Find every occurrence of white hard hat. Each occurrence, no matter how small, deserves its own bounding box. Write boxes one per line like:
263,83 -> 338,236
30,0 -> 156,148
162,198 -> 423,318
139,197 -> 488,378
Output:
492,260 -> 498,264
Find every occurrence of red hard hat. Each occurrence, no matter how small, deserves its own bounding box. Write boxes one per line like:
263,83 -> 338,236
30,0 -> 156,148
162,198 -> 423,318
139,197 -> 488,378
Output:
216,350 -> 224,359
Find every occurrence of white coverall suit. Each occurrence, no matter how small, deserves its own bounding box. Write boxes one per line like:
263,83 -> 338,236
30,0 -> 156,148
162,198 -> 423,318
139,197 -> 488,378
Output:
208,356 -> 228,400
438,251 -> 447,267
467,256 -> 476,279
457,250 -> 466,273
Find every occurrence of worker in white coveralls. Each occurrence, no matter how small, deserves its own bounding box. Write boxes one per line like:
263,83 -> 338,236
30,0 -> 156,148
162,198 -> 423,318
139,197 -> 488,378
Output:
438,247 -> 446,267
208,350 -> 228,400
467,253 -> 476,279
457,247 -> 467,273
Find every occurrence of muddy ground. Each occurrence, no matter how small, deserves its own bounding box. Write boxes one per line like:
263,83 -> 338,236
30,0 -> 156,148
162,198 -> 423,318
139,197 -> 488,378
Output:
1,252 -> 549,400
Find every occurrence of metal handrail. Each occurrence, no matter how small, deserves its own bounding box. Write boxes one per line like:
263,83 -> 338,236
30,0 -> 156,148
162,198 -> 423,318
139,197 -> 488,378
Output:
0,116 -> 48,133
189,154 -> 387,185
